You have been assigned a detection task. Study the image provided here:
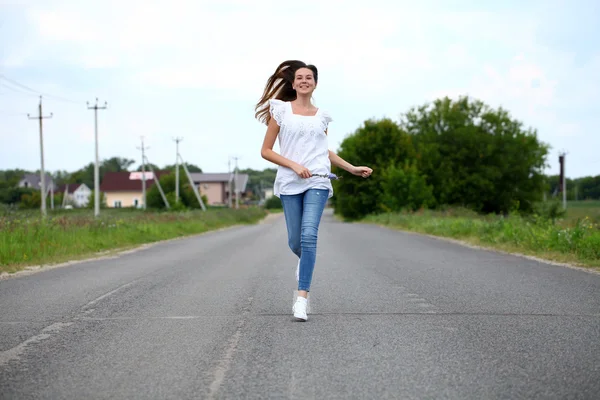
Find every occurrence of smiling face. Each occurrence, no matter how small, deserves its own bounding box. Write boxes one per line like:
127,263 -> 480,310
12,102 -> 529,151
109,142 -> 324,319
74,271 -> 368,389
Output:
292,67 -> 317,95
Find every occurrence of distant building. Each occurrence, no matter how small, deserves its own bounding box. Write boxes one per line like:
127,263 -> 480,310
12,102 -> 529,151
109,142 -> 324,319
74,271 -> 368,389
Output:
189,173 -> 249,206
55,183 -> 92,208
18,173 -> 56,192
99,171 -> 251,208
100,171 -> 170,208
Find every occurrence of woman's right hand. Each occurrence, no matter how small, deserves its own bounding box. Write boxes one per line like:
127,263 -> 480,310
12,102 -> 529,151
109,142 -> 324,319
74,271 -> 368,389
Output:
292,163 -> 312,179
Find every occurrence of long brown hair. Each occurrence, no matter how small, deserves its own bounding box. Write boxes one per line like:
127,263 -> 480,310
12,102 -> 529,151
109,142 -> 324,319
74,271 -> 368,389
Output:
255,60 -> 319,125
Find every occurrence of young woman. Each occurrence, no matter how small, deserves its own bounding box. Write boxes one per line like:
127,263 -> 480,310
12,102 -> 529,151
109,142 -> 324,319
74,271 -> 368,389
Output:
256,60 -> 372,321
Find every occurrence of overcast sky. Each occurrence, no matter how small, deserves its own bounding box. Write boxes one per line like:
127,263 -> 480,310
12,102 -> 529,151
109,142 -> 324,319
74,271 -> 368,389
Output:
1,0 -> 598,179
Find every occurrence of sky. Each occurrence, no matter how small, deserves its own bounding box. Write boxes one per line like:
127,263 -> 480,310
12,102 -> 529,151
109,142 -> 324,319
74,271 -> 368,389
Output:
0,0 -> 599,179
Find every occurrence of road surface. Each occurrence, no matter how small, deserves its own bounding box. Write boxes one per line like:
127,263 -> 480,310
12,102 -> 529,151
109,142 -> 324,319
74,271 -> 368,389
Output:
1,209 -> 599,399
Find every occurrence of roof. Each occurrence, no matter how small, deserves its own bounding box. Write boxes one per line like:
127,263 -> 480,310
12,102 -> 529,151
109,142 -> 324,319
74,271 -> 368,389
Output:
189,173 -> 249,192
100,171 -> 171,192
55,183 -> 84,193
189,173 -> 233,182
20,173 -> 54,189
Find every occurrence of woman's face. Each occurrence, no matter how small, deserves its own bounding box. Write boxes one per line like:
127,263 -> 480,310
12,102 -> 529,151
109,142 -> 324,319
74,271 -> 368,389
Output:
293,68 -> 317,95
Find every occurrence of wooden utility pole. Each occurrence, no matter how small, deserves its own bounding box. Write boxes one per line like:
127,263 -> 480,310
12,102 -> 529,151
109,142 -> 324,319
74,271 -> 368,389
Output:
559,152 -> 567,209
87,98 -> 108,217
173,137 -> 183,203
27,96 -> 52,218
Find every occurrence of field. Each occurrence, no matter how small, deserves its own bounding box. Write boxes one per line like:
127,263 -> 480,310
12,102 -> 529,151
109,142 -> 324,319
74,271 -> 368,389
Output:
0,207 -> 267,274
561,200 -> 600,226
363,201 -> 600,270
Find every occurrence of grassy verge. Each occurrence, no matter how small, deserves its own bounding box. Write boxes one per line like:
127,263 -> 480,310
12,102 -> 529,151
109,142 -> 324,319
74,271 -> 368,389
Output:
363,206 -> 600,270
0,207 -> 267,274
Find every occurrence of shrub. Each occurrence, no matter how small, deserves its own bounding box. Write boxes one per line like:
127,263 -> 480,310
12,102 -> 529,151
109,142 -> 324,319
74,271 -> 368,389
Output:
264,195 -> 282,209
380,161 -> 435,213
333,118 -> 416,220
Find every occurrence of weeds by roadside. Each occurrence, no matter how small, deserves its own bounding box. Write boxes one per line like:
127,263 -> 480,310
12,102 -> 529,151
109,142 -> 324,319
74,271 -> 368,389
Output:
364,205 -> 600,269
0,207 -> 267,274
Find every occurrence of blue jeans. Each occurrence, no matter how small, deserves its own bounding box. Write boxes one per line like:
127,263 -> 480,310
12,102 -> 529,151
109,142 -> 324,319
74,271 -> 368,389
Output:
280,189 -> 329,292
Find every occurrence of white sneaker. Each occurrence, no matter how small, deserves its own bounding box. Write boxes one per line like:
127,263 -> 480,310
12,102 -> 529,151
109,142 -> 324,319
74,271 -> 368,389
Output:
293,297 -> 308,321
295,260 -> 300,283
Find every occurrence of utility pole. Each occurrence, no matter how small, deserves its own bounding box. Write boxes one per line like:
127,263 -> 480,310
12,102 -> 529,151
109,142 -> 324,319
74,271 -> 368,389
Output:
178,153 -> 206,211
227,158 -> 232,208
27,96 -> 52,218
559,152 -> 567,210
173,137 -> 183,203
137,137 -> 149,210
232,156 -> 240,209
87,98 -> 108,217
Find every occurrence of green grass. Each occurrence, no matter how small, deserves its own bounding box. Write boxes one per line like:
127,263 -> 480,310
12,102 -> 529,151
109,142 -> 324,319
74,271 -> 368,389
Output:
561,200 -> 600,227
0,207 -> 267,274
363,202 -> 600,270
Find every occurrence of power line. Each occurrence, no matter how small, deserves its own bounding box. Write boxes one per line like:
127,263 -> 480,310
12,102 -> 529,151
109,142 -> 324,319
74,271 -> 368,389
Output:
0,82 -> 40,98
0,74 -> 84,105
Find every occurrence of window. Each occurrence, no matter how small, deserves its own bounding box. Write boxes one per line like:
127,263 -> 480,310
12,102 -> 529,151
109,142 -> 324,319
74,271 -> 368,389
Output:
114,200 -> 122,208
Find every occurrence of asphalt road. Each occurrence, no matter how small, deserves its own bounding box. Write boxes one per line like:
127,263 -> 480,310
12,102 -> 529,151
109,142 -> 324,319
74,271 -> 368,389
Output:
1,209 -> 599,399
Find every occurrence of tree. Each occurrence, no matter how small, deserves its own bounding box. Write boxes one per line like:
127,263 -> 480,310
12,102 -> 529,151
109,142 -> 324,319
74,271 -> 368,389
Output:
135,163 -> 160,172
52,170 -> 71,186
103,157 -> 135,172
238,167 -> 277,200
402,96 -> 549,214
0,187 -> 35,205
380,161 -> 434,212
69,157 -> 135,188
19,191 -> 41,209
146,172 -> 206,209
87,191 -> 107,209
333,118 -> 416,220
164,163 -> 202,173
0,169 -> 29,187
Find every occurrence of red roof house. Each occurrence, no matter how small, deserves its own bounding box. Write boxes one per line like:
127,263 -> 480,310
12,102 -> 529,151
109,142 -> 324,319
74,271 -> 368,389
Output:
100,171 -> 170,208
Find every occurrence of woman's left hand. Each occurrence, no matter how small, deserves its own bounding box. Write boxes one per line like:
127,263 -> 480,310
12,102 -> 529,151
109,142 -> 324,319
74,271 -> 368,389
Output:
351,166 -> 373,178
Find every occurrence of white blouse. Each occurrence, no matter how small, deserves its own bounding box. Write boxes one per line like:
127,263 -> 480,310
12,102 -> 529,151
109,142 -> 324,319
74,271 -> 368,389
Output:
269,99 -> 334,199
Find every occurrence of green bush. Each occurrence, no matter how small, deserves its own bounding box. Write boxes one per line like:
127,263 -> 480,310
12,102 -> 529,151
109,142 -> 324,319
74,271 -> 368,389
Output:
147,173 -> 207,209
333,118 -> 416,220
86,191 -> 107,209
380,161 -> 435,213
403,96 -> 549,214
532,201 -> 567,223
265,195 -> 282,209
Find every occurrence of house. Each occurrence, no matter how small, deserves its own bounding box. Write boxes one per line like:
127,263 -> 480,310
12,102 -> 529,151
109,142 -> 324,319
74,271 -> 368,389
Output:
55,183 -> 91,208
18,173 -> 56,192
99,170 -> 250,208
189,172 -> 249,206
100,171 -> 170,208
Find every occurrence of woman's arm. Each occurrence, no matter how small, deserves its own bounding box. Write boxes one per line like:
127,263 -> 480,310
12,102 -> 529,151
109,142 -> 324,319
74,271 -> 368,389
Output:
328,150 -> 354,172
261,118 -> 312,179
329,150 -> 373,178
